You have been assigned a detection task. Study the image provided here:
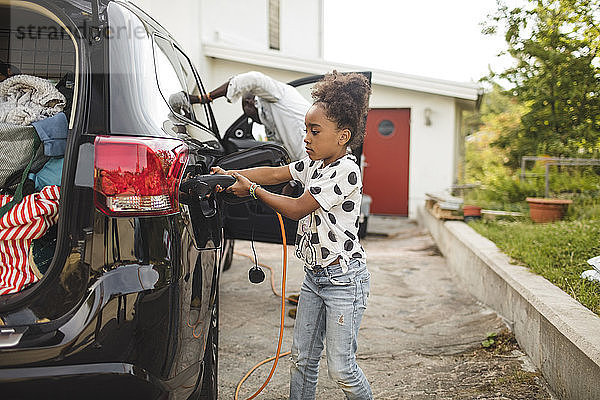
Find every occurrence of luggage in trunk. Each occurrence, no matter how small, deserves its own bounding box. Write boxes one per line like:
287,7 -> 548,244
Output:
0,123 -> 47,191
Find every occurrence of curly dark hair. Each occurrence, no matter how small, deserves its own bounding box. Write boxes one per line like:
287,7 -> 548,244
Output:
311,71 -> 371,150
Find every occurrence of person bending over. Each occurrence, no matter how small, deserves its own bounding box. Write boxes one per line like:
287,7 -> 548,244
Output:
177,71 -> 310,161
212,71 -> 373,400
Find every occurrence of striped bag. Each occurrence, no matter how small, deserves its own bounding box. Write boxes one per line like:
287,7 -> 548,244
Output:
0,185 -> 60,295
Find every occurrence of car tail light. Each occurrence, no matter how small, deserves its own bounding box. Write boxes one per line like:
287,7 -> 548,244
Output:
94,136 -> 188,217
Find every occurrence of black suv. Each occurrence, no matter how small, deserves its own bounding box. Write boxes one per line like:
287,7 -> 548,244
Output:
0,1 -> 300,399
0,1 -> 370,399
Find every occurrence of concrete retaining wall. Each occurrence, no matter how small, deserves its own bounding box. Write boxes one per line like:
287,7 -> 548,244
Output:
418,206 -> 600,399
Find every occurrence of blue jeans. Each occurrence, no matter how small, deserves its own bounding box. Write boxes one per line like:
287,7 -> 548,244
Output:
289,259 -> 372,400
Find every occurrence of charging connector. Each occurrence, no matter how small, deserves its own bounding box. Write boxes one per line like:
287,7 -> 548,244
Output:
180,174 -> 236,199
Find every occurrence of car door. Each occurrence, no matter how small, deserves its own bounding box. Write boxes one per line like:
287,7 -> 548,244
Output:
215,142 -> 296,244
219,72 -> 372,245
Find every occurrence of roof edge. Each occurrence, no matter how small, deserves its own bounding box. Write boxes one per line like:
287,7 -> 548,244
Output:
202,42 -> 481,101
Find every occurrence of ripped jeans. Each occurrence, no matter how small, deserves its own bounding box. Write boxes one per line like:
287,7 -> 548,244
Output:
289,259 -> 372,400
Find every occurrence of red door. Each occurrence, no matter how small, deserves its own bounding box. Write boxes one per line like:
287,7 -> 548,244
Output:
363,109 -> 410,215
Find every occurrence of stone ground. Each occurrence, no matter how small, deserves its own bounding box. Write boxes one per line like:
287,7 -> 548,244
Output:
218,216 -> 555,399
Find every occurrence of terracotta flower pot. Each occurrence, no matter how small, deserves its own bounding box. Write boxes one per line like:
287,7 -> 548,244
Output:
463,205 -> 482,222
463,205 -> 482,217
526,198 -> 573,223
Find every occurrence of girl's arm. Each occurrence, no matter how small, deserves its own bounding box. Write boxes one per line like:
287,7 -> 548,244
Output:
211,165 -> 292,186
227,172 -> 319,221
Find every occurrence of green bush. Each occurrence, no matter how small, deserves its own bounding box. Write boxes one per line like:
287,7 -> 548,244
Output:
567,196 -> 600,221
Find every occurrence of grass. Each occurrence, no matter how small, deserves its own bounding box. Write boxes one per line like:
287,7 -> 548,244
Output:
469,219 -> 600,316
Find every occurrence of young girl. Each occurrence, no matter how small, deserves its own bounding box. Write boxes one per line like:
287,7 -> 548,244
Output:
213,71 -> 372,400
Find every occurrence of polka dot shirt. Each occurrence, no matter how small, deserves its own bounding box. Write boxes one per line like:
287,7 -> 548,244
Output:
288,154 -> 365,273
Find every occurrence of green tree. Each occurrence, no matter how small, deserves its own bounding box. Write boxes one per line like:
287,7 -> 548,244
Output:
484,0 -> 600,167
463,84 -> 534,204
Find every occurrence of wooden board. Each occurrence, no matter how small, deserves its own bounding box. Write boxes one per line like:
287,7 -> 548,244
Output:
428,202 -> 464,220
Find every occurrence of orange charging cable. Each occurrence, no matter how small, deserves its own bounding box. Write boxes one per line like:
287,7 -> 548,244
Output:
233,212 -> 289,400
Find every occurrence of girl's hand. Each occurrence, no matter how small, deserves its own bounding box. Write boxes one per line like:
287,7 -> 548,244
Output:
211,166 -> 234,192
226,172 -> 253,197
210,166 -> 229,175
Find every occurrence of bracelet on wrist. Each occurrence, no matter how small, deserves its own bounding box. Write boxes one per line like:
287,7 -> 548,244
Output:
205,92 -> 213,102
249,183 -> 260,199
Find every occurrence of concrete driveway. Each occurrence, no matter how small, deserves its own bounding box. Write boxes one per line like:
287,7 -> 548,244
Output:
218,216 -> 552,399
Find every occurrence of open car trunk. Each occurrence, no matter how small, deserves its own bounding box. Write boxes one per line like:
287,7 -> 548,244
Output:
0,0 -> 81,305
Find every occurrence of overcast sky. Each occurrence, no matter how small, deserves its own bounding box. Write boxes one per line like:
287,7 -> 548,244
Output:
323,0 -> 515,83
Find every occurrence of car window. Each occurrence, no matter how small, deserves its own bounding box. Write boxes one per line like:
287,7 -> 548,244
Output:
152,35 -> 194,121
172,45 -> 212,131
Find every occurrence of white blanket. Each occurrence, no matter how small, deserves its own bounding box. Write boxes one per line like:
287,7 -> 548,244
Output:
0,75 -> 66,126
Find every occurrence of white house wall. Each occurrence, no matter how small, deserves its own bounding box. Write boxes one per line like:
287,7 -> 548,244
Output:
279,1 -> 323,58
131,0 -> 203,64
199,1 -> 268,53
131,0 -> 324,78
198,0 -> 322,59
206,59 -> 458,219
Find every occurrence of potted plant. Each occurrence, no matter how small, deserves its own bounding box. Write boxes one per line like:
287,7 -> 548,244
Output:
526,197 -> 572,223
462,204 -> 482,222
